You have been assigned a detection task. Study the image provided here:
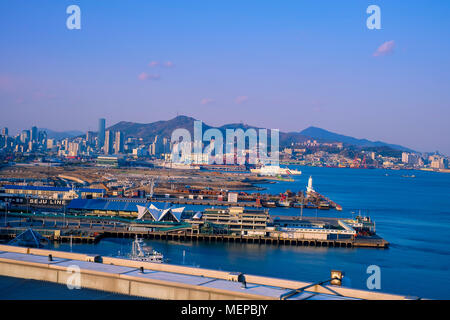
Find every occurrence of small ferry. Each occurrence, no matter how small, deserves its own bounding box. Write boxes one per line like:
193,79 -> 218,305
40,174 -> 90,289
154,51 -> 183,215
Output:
318,201 -> 330,210
261,200 -> 277,208
276,195 -> 291,207
250,165 -> 301,177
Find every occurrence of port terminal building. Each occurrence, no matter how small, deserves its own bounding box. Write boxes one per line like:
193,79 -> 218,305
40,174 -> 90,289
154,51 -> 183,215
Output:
269,216 -> 358,240
186,207 -> 270,235
66,198 -> 187,221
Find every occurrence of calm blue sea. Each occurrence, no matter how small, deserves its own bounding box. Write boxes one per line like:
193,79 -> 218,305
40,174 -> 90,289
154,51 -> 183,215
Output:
4,166 -> 450,299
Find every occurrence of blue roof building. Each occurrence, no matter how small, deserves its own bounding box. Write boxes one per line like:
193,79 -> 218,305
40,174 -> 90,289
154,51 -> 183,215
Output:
67,198 -> 185,221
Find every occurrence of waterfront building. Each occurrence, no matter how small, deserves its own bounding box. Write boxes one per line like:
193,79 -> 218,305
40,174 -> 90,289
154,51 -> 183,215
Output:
270,217 -> 356,240
402,152 -> 409,163
402,152 -> 420,166
187,207 -> 270,234
430,156 -> 446,169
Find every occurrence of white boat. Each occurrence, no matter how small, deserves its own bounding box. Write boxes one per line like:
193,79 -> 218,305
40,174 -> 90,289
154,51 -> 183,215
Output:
250,165 -> 301,176
157,161 -> 200,170
130,236 -> 164,263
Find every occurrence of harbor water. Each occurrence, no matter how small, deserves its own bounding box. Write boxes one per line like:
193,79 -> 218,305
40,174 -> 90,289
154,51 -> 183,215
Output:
4,166 -> 450,299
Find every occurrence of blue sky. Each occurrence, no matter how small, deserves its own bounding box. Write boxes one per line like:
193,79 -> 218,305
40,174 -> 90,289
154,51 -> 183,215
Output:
1,0 -> 449,153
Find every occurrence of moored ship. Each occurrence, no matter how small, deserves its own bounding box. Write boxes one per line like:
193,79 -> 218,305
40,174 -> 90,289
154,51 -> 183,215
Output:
129,236 -> 165,263
250,165 -> 301,176
261,200 -> 277,208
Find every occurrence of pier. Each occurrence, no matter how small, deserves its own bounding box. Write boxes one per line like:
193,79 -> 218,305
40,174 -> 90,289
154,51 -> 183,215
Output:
151,185 -> 343,210
0,244 -> 412,300
102,230 -> 388,248
0,224 -> 389,249
0,211 -> 389,248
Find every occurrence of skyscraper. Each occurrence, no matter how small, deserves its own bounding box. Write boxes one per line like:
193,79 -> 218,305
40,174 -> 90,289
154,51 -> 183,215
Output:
86,131 -> 95,145
104,130 -> 113,155
1,127 -> 8,136
150,135 -> 163,156
114,131 -> 124,154
20,130 -> 30,144
98,118 -> 106,149
31,126 -> 38,142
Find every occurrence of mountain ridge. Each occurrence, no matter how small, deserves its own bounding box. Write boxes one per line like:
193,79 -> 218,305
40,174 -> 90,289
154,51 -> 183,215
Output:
107,115 -> 414,152
299,126 -> 414,152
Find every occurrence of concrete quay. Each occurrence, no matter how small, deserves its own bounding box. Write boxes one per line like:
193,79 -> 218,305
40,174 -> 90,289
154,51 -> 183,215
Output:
0,244 -> 414,300
103,230 -> 389,248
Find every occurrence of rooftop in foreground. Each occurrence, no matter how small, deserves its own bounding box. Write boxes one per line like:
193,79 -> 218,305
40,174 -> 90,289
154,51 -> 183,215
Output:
0,244 -> 418,300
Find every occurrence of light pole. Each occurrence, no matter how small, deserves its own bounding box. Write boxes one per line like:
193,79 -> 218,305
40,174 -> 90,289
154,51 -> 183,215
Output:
4,202 -> 8,227
300,203 -> 303,221
63,203 -> 66,228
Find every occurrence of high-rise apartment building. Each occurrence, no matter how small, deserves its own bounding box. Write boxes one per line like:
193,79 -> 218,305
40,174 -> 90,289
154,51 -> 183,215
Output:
31,126 -> 38,142
104,130 -> 113,155
98,118 -> 106,149
114,131 -> 124,154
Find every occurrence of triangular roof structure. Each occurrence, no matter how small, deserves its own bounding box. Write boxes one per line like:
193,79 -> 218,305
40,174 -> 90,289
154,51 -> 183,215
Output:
9,228 -> 48,248
137,205 -> 148,220
136,204 -> 185,222
159,207 -> 184,222
193,211 -> 203,219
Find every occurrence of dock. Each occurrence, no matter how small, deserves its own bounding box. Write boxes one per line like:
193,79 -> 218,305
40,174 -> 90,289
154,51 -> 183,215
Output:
150,197 -> 262,208
103,230 -> 389,248
0,227 -> 389,249
0,212 -> 389,248
0,244 -> 413,300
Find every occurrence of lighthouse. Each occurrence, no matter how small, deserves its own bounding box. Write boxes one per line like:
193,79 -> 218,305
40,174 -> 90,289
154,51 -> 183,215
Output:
306,176 -> 314,194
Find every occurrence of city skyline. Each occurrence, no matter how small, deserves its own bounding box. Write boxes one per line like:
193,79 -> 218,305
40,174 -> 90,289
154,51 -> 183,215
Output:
0,114 -> 446,156
1,1 -> 450,154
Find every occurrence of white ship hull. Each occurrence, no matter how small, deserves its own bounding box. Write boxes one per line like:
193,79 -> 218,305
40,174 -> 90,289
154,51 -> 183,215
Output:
250,165 -> 301,176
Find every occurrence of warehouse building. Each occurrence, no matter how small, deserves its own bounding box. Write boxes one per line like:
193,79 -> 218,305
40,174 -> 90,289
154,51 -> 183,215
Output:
2,185 -> 105,199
